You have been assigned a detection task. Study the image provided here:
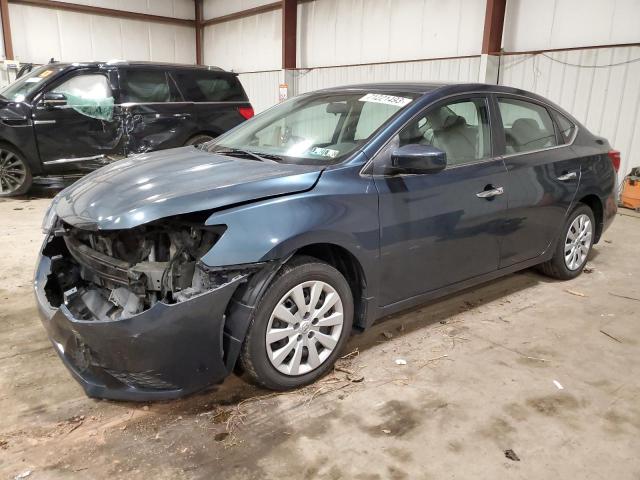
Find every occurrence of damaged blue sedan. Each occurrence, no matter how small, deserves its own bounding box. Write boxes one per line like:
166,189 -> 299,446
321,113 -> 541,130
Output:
35,83 -> 618,401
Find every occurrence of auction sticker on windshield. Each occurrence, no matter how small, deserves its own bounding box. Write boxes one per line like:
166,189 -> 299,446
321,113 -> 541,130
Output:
359,93 -> 412,107
309,147 -> 339,158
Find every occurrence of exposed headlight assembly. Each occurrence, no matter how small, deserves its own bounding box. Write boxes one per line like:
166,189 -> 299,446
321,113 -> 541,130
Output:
41,198 -> 60,234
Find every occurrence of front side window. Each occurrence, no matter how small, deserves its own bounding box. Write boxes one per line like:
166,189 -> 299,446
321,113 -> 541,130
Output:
0,64 -> 66,102
208,91 -> 419,164
121,70 -> 172,103
52,73 -> 114,121
398,97 -> 491,166
498,98 -> 557,153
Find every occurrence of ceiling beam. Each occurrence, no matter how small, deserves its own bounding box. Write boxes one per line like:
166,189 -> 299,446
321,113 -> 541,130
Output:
282,0 -> 297,69
1,0 -> 13,60
482,0 -> 506,55
8,0 -> 194,27
201,2 -> 281,27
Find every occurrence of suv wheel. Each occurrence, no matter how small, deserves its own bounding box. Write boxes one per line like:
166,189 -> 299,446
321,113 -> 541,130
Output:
185,134 -> 214,147
0,147 -> 32,197
240,256 -> 354,390
538,203 -> 595,280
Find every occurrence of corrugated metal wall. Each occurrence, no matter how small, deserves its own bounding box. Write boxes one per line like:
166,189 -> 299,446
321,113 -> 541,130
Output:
297,0 -> 486,67
203,10 -> 281,72
238,57 -> 482,113
237,70 -> 282,113
502,0 -> 640,52
293,57 -> 482,93
500,45 -> 640,180
6,0 -> 196,65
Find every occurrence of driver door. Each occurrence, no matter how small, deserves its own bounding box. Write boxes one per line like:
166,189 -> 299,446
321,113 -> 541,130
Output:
32,69 -> 124,169
373,95 -> 509,306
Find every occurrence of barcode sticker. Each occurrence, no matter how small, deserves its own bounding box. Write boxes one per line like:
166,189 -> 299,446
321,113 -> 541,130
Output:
359,93 -> 413,107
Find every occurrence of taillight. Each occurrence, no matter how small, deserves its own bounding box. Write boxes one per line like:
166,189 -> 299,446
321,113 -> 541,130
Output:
238,106 -> 254,120
608,149 -> 621,173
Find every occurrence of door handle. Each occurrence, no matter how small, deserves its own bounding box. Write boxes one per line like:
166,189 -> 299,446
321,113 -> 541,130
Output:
476,186 -> 504,199
557,171 -> 577,181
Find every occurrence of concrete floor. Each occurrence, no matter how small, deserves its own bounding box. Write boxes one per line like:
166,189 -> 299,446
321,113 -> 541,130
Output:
1,194 -> 639,480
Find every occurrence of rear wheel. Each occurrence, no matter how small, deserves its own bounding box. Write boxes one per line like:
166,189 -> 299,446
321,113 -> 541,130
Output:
240,256 -> 354,390
538,204 -> 595,280
0,147 -> 32,197
185,134 -> 214,147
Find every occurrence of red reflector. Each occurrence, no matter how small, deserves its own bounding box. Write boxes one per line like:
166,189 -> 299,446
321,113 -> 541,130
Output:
238,106 -> 254,120
608,149 -> 621,173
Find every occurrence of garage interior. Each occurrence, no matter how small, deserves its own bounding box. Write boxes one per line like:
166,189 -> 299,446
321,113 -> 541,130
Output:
1,0 -> 639,479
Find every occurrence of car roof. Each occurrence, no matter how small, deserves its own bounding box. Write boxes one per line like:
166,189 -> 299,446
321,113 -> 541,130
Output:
311,82 -> 547,98
49,61 -> 232,73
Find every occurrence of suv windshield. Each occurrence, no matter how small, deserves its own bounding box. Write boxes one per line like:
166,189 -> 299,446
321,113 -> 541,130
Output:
207,91 -> 419,164
0,65 -> 66,102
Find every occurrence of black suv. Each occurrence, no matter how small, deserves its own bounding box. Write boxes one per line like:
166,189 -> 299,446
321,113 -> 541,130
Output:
0,61 -> 253,196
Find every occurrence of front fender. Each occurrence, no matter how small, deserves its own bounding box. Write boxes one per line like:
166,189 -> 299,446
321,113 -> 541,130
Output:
201,165 -> 380,295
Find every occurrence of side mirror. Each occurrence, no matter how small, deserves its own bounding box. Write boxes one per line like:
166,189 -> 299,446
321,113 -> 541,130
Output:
42,92 -> 67,107
390,144 -> 447,174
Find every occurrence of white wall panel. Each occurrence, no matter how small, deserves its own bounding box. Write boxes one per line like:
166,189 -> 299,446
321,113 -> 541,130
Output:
238,56 -> 481,116
204,0 -> 275,19
499,46 -> 640,178
297,0 -> 486,68
203,10 -> 281,71
503,0 -> 640,52
50,0 -> 195,19
8,3 -> 196,64
238,70 -> 282,113
294,56 -> 482,94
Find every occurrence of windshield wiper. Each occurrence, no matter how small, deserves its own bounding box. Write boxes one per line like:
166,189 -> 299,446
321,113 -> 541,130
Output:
215,148 -> 281,163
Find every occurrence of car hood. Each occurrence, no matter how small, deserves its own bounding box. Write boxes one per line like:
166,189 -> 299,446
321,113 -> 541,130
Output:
53,147 -> 323,230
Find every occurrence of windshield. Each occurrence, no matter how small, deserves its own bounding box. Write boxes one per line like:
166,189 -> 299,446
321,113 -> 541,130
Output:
0,65 -> 66,102
207,91 -> 420,164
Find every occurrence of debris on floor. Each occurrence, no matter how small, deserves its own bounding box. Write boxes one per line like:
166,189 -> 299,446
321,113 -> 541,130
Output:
395,359 -> 407,365
504,449 -> 520,462
565,289 -> 586,297
599,329 -> 623,343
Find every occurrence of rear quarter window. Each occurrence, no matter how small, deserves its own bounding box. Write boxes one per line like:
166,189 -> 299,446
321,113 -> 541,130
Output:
173,71 -> 247,102
120,69 -> 176,103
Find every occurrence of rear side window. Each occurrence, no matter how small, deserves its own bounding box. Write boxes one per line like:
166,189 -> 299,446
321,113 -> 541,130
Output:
121,70 -> 173,103
552,111 -> 577,144
173,71 -> 247,102
498,98 -> 557,154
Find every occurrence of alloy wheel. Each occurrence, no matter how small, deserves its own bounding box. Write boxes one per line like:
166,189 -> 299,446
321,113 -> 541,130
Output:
265,280 -> 344,376
0,149 -> 27,195
564,213 -> 593,270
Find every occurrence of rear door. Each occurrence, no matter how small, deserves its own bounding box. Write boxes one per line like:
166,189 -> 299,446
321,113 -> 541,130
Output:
119,68 -> 196,154
32,68 -> 124,168
495,95 -> 581,267
373,94 -> 509,306
171,69 -> 253,140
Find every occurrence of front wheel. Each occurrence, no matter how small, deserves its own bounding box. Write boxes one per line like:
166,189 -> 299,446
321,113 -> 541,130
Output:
538,203 -> 595,280
0,147 -> 32,197
184,134 -> 214,147
240,256 -> 354,390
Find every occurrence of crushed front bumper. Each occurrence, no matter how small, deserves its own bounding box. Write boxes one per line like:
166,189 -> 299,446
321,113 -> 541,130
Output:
34,249 -> 243,402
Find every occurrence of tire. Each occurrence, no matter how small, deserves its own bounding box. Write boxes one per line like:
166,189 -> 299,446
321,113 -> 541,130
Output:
538,203 -> 595,280
240,255 -> 354,390
184,134 -> 215,147
0,146 -> 32,197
